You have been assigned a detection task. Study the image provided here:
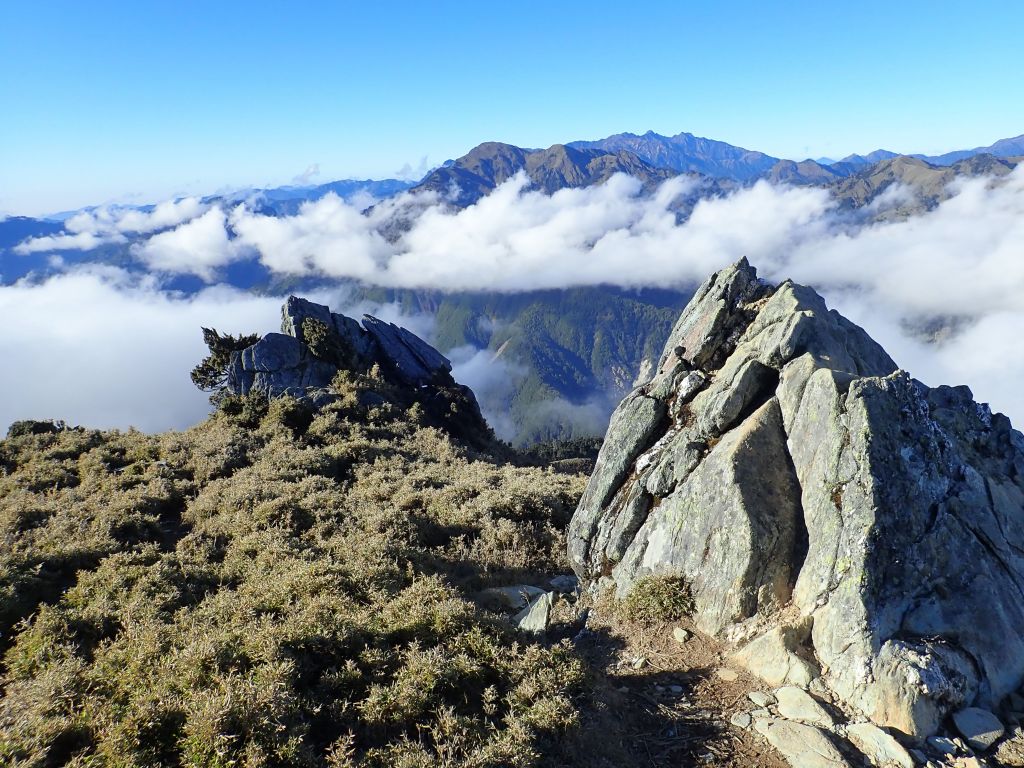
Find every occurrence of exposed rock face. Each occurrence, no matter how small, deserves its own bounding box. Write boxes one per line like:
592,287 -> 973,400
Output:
230,296 -> 455,399
569,258 -> 1024,738
227,296 -> 489,440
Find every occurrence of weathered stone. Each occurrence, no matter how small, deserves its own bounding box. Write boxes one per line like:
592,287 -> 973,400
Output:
513,592 -> 554,634
731,622 -> 819,688
717,668 -> 739,682
229,333 -> 337,398
952,708 -> 1005,752
754,718 -> 852,768
548,575 -> 578,594
227,296 -> 486,442
731,712 -> 752,729
568,390 -> 666,572
776,686 -> 834,727
569,259 -> 1024,740
846,722 -> 914,768
672,627 -> 691,644
927,736 -> 959,756
480,585 -> 546,611
749,691 -> 775,708
614,398 -> 804,636
361,315 -> 451,386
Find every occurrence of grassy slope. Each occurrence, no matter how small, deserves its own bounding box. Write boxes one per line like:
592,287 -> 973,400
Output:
0,372 -> 587,767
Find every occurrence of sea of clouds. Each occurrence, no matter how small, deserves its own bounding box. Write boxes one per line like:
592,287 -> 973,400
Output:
3,166 -> 1022,434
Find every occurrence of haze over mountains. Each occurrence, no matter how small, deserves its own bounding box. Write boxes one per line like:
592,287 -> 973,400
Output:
1,127 -> 1022,444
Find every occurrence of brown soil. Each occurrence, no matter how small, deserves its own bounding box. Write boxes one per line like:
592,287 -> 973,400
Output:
542,593 -> 788,768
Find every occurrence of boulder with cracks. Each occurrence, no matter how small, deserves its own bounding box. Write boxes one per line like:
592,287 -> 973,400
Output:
569,258 -> 1024,739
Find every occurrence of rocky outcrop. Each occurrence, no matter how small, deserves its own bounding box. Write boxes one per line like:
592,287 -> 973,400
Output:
229,296 -> 455,399
227,296 -> 490,441
569,259 -> 1024,739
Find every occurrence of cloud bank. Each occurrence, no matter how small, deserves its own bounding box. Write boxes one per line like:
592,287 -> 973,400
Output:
15,197 -> 208,254
0,269 -> 280,432
3,167 -> 1023,432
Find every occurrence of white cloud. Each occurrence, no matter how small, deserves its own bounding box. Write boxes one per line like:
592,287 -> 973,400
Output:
230,193 -> 391,278
0,268 -> 282,434
449,345 -> 525,441
131,208 -> 238,281
14,230 -> 120,254
4,166 -> 1024,433
14,197 -> 208,254
292,163 -> 321,186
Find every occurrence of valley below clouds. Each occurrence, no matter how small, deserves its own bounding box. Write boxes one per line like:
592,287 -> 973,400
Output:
3,166 -> 1023,434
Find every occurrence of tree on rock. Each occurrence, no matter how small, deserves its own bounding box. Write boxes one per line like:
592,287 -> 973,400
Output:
190,327 -> 259,400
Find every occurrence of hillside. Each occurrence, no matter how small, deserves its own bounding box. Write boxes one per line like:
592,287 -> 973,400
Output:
349,285 -> 691,445
828,152 -> 1019,219
0,380 -> 587,766
0,302 -> 784,768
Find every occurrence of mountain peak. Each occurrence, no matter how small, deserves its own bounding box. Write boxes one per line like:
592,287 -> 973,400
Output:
571,259 -> 1024,739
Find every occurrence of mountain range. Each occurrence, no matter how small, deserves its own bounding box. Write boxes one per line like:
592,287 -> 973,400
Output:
413,141 -> 679,207
2,128 -> 1021,444
567,130 -> 777,180
409,131 -> 1021,218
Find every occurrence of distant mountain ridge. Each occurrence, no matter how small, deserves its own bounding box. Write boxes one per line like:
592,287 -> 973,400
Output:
914,133 -> 1024,166
568,128 -> 1024,180
209,177 -> 415,216
567,130 -> 778,180
413,141 -> 678,207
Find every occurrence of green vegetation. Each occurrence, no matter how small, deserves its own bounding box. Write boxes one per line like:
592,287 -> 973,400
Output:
302,318 -> 356,368
348,285 -> 687,446
190,328 -> 261,399
621,576 -> 695,624
0,369 -> 588,766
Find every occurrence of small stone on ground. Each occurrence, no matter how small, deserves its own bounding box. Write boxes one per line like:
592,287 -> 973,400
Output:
549,574 -> 578,593
482,584 -> 546,610
717,668 -> 739,682
513,592 -> 553,634
731,712 -> 752,729
953,708 -> 1005,752
927,736 -> 959,756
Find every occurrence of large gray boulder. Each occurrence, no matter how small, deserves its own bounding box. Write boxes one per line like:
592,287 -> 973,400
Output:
569,258 -> 1024,739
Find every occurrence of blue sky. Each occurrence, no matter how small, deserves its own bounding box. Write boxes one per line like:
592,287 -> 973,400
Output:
2,0 -> 1022,215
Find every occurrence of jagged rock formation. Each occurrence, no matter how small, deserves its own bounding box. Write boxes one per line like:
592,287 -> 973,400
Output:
227,295 -> 490,441
569,259 -> 1024,739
